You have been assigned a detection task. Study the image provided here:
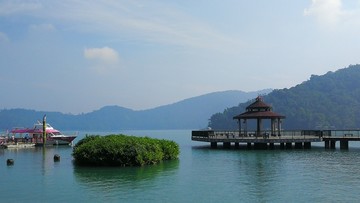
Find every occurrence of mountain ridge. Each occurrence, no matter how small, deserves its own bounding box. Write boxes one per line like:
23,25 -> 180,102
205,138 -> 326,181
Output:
0,89 -> 271,130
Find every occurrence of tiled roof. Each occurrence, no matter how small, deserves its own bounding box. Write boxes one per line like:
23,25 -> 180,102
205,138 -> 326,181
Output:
246,96 -> 271,109
233,111 -> 285,119
233,96 -> 285,119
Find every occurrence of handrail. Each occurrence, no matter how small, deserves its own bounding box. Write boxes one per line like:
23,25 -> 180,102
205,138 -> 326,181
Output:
192,129 -> 360,140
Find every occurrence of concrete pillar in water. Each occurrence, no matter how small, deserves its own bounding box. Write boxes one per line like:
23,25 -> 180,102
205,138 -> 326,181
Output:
295,142 -> 303,149
286,142 -> 292,149
304,142 -> 311,149
280,143 -> 285,149
234,142 -> 240,148
340,140 -> 349,150
325,140 -> 330,149
254,143 -> 267,149
330,141 -> 336,149
210,142 -> 217,148
223,142 -> 231,149
247,143 -> 252,149
269,143 -> 275,149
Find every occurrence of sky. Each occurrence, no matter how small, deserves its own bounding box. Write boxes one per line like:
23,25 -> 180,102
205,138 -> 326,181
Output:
1,0 -> 360,114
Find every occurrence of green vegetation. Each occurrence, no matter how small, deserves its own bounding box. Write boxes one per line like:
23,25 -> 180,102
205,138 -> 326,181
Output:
209,64 -> 360,130
72,134 -> 180,167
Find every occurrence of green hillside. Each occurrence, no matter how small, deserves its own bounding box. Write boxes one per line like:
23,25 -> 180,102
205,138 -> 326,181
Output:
209,64 -> 360,130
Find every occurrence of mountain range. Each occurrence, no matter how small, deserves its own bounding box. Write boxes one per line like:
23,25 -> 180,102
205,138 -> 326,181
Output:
209,64 -> 360,130
5,64 -> 360,131
0,89 -> 271,131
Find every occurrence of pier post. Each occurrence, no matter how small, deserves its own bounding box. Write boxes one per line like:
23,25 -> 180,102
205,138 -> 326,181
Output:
54,154 -> 60,162
210,142 -> 217,148
280,143 -> 285,149
286,142 -> 292,149
330,141 -> 336,149
234,142 -> 240,148
254,143 -> 267,149
223,142 -> 231,149
325,140 -> 330,149
294,142 -> 303,149
247,143 -> 252,149
269,143 -> 275,149
340,140 -> 349,150
304,142 -> 311,149
6,159 -> 14,165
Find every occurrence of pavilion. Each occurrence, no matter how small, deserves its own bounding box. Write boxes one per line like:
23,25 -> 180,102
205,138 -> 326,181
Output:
233,96 -> 285,137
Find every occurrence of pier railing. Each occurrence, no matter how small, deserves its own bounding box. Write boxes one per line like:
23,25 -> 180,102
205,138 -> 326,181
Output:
192,129 -> 360,149
192,130 -> 323,140
192,129 -> 360,140
322,130 -> 360,138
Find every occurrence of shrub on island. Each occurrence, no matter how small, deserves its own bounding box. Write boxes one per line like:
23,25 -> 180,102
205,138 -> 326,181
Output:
72,134 -> 180,167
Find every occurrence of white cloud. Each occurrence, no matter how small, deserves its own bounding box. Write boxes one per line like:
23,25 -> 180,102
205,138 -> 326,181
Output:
84,47 -> 119,64
84,47 -> 120,74
304,0 -> 351,26
7,1 -> 240,52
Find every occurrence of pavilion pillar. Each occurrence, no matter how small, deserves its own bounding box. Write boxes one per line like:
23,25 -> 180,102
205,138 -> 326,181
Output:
244,119 -> 247,137
271,119 -> 275,136
238,119 -> 242,137
257,118 -> 262,137
277,118 -> 282,136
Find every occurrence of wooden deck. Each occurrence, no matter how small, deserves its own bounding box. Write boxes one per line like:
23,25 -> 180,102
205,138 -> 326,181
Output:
1,143 -> 35,149
192,130 -> 322,143
192,129 -> 360,149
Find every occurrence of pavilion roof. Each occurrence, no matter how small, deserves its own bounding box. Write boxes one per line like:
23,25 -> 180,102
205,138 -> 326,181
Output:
233,96 -> 285,120
246,97 -> 271,109
233,111 -> 285,119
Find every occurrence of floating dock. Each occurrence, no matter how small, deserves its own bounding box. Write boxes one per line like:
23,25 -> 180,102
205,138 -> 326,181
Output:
1,142 -> 35,149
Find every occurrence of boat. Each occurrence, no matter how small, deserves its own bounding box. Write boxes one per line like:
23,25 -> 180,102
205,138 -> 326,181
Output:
5,121 -> 77,146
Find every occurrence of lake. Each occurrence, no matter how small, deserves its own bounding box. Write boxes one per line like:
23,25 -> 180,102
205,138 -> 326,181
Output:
1,130 -> 360,202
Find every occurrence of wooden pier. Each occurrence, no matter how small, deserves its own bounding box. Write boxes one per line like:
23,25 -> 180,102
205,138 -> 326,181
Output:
192,130 -> 360,150
195,97 -> 360,150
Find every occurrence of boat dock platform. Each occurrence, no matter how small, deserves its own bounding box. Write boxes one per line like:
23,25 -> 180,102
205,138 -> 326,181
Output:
1,142 -> 35,149
192,130 -> 360,150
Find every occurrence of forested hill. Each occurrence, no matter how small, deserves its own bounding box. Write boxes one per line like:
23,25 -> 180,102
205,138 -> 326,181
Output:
0,89 -> 271,131
209,64 -> 360,130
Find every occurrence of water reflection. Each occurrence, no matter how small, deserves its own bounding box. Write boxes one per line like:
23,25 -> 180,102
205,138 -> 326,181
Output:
74,159 -> 179,192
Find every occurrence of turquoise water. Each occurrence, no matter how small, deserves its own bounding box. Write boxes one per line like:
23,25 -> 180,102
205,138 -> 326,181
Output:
1,130 -> 360,202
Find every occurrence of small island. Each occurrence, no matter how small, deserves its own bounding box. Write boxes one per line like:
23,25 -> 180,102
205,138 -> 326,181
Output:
72,134 -> 179,166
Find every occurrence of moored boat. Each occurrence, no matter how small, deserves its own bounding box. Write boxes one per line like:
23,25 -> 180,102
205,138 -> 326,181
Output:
6,121 -> 77,146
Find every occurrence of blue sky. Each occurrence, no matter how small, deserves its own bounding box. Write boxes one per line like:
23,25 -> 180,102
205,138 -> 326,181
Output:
1,0 -> 360,114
